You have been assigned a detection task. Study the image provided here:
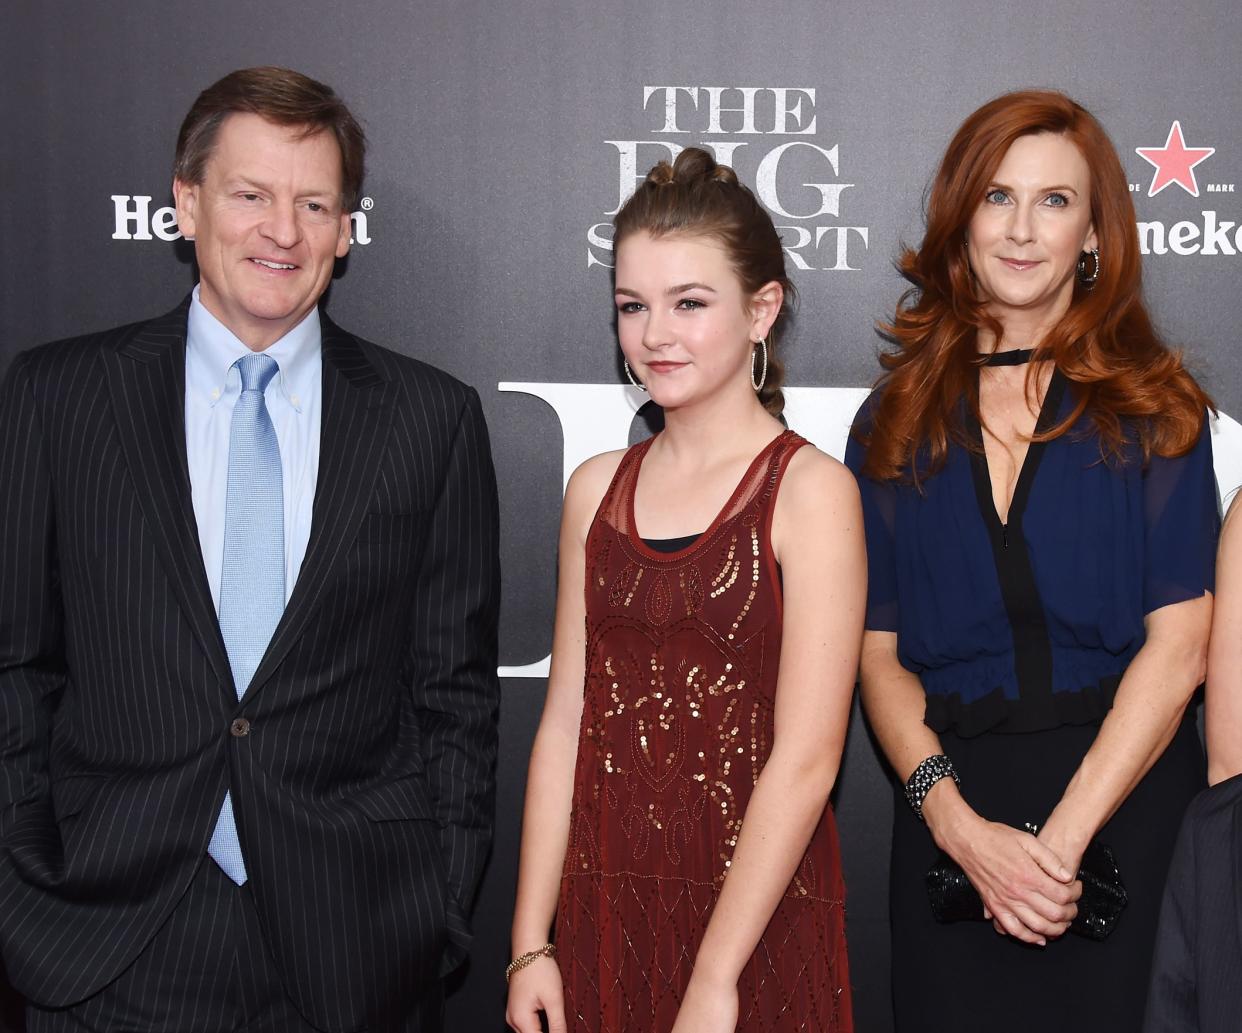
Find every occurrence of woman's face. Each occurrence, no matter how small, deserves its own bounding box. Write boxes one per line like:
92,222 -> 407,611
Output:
966,132 -> 1098,333
613,231 -> 779,410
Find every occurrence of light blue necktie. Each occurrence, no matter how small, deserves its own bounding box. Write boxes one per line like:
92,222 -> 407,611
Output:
208,353 -> 285,885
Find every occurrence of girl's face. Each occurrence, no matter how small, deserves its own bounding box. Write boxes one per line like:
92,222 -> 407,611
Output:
614,231 -> 780,411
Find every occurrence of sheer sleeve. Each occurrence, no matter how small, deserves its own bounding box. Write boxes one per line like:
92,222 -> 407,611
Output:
1144,414 -> 1220,614
844,396 -> 900,632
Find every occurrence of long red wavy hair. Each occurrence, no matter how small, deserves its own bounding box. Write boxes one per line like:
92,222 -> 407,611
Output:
861,89 -> 1212,482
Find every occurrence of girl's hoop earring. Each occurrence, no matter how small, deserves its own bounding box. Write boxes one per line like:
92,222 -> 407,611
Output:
624,358 -> 646,392
751,339 -> 768,392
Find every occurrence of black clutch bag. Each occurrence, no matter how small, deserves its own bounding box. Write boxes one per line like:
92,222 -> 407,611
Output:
926,825 -> 1128,941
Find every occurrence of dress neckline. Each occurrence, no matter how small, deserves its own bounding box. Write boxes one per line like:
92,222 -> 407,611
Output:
960,369 -> 1067,725
964,369 -> 1067,537
624,429 -> 793,562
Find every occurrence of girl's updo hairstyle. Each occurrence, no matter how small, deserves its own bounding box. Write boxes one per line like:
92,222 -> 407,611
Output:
613,147 -> 794,417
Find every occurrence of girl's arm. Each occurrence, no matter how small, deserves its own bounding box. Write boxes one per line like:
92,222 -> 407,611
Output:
506,453 -> 621,1033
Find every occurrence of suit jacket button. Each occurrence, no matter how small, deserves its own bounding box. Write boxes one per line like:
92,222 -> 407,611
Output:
230,718 -> 251,738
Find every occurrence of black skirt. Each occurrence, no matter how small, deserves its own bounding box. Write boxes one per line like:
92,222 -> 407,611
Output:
890,713 -> 1205,1033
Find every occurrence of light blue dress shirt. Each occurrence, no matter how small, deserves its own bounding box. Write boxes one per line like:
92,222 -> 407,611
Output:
185,285 -> 321,611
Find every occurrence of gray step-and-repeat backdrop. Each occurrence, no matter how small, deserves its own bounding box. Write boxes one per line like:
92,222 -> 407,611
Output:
5,1 -> 1242,1030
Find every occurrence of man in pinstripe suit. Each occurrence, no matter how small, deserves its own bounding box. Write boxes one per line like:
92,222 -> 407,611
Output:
0,67 -> 500,1032
1144,775 -> 1242,1032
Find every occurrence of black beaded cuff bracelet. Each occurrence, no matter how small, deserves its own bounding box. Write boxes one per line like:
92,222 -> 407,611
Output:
904,754 -> 959,822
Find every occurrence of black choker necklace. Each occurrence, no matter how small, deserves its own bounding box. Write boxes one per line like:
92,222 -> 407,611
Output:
981,348 -> 1037,366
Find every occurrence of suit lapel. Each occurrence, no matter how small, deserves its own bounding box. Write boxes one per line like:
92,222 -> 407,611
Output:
241,317 -> 396,703
102,299 -> 235,692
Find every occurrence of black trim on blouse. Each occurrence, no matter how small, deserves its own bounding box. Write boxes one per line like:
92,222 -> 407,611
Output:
952,370 -> 1069,733
925,676 -> 1123,737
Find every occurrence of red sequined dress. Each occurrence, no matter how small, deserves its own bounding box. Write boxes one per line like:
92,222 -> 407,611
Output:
555,430 -> 853,1032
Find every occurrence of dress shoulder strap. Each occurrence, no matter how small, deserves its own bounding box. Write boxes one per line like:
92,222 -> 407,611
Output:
719,430 -> 809,524
591,437 -> 655,537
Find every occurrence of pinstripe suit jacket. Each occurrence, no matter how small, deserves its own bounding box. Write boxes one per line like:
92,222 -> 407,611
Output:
0,299 -> 501,1031
1144,774 -> 1242,1032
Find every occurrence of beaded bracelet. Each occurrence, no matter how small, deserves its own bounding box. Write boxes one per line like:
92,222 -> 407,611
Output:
903,754 -> 959,822
505,943 -> 557,982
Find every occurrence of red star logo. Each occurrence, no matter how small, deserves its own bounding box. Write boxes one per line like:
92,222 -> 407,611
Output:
1136,121 -> 1215,198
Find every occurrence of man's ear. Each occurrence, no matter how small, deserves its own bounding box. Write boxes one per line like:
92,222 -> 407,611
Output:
173,178 -> 198,241
335,209 -> 352,259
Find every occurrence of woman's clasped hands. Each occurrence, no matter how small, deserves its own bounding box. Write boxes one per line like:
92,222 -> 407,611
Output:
931,799 -> 1082,946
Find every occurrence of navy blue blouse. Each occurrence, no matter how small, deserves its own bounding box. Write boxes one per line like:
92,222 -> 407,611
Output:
844,372 -> 1219,736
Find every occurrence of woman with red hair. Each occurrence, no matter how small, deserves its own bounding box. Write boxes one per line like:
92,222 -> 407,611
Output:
845,90 -> 1217,1030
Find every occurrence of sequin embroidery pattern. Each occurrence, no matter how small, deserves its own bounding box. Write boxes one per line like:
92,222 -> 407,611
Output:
556,430 -> 853,1032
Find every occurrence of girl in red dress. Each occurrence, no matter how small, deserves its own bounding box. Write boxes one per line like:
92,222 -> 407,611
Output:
506,148 -> 862,1033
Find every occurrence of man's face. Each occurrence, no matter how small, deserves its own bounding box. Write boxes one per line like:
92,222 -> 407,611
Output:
173,112 -> 351,351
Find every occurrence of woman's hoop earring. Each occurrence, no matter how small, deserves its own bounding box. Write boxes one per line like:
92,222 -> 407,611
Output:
751,339 -> 768,392
1077,248 -> 1100,289
623,358 -> 646,392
